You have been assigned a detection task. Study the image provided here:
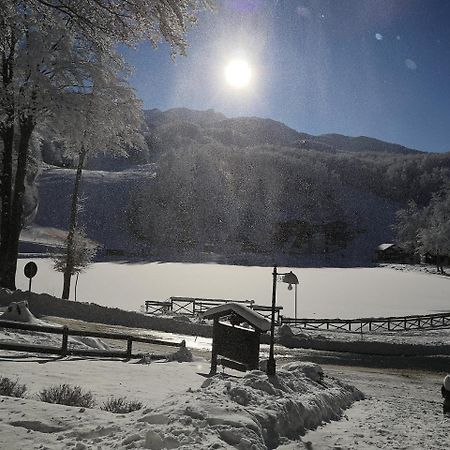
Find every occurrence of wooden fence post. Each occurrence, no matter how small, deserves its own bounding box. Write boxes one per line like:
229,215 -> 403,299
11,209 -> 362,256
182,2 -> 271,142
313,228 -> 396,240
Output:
61,326 -> 68,356
126,337 -> 133,359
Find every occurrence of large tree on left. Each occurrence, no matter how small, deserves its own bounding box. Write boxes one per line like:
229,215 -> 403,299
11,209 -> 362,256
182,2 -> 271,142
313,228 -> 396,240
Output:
0,0 -> 212,290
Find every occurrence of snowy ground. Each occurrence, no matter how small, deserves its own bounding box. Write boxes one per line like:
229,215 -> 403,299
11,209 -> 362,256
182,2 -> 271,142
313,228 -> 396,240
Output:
1,299 -> 450,448
14,259 -> 450,318
1,343 -> 448,449
2,262 -> 450,448
302,366 -> 449,450
0,335 -> 362,449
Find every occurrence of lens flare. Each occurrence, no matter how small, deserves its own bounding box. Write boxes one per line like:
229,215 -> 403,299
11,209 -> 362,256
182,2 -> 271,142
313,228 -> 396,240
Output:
225,59 -> 252,88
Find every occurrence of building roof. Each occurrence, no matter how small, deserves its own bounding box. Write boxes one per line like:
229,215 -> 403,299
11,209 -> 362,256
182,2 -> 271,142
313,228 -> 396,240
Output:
202,303 -> 271,332
377,243 -> 399,251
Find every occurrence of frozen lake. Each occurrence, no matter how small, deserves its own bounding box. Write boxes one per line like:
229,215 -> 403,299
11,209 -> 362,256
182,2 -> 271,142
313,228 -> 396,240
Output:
16,259 -> 450,319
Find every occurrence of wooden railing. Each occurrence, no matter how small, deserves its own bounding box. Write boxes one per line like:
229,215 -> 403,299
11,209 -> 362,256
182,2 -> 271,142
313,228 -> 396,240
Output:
282,312 -> 450,333
0,319 -> 183,358
145,297 -> 283,324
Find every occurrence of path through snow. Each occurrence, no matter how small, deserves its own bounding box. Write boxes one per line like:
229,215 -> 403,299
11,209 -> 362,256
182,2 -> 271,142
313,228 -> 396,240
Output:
301,366 -> 449,449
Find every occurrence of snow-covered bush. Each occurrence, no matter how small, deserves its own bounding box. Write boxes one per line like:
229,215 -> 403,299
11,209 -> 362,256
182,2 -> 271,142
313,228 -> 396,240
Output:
101,397 -> 143,414
38,384 -> 95,408
0,376 -> 27,398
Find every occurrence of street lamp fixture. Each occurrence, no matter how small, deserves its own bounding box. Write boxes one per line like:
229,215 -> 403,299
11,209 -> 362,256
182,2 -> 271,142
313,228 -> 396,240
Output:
266,265 -> 299,376
281,271 -> 299,320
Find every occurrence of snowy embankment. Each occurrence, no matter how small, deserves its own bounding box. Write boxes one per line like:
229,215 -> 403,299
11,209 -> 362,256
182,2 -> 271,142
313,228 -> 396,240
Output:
0,287 -> 213,338
278,325 -> 450,357
0,355 -> 362,449
0,308 -> 363,449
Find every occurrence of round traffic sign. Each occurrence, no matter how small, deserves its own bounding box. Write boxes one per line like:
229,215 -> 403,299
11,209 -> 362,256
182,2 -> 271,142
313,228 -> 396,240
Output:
24,261 -> 38,279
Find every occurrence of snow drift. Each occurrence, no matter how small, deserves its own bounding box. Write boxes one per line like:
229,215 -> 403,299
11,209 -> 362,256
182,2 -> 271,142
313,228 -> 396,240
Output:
137,362 -> 363,449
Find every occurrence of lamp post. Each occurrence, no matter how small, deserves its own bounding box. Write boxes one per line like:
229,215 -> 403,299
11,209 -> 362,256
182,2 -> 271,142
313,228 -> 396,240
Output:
281,271 -> 300,321
266,265 -> 299,376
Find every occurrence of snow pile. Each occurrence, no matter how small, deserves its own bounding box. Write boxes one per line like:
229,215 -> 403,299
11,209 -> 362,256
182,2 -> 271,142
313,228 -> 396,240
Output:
0,355 -> 363,449
134,362 -> 363,449
137,342 -> 193,364
69,336 -> 110,351
0,300 -> 47,325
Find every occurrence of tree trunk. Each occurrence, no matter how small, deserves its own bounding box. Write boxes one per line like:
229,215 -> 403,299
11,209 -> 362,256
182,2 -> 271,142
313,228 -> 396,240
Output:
62,146 -> 87,299
0,42 -> 15,287
0,122 -> 14,276
0,115 -> 34,290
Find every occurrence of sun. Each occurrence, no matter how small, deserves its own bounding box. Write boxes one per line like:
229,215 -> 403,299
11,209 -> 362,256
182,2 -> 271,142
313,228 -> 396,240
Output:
225,59 -> 252,88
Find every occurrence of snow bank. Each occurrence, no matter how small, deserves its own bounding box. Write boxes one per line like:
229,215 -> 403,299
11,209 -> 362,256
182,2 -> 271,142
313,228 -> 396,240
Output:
0,288 -> 212,337
0,300 -> 49,325
277,324 -> 450,357
134,362 -> 363,449
0,355 -> 362,449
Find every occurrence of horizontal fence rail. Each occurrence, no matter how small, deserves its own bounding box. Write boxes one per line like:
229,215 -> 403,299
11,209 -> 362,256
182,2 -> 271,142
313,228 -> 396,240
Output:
145,297 -> 283,324
282,312 -> 450,333
0,319 -> 183,358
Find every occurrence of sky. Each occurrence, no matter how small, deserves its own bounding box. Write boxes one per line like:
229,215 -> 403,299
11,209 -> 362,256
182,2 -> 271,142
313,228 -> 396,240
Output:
121,0 -> 450,153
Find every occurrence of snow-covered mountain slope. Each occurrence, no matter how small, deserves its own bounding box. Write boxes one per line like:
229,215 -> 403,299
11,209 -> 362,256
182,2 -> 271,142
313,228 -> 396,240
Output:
143,108 -> 423,156
30,164 -> 157,255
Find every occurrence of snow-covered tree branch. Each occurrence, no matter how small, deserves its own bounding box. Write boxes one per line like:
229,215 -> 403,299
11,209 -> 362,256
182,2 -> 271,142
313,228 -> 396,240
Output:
394,188 -> 450,273
0,0 -> 212,290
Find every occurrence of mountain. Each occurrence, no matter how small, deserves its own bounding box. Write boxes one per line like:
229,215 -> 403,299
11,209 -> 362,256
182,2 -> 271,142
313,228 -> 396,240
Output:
314,134 -> 421,155
143,107 -> 226,129
142,108 -> 421,156
28,108 -> 450,265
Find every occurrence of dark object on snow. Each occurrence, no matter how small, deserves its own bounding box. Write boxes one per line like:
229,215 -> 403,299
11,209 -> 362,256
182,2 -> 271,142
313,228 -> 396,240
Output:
202,303 -> 270,375
441,375 -> 450,415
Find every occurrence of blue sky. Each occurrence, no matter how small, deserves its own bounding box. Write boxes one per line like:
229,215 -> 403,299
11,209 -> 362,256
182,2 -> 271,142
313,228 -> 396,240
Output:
121,0 -> 450,152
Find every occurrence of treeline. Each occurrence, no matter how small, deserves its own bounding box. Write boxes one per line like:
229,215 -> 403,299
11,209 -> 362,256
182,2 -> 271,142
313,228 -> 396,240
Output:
318,151 -> 450,206
394,188 -> 450,272
127,137 -> 450,258
128,143 -> 348,255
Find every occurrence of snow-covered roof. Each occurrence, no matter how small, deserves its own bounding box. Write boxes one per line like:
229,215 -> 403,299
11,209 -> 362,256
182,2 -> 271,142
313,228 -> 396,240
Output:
377,243 -> 398,251
202,303 -> 271,332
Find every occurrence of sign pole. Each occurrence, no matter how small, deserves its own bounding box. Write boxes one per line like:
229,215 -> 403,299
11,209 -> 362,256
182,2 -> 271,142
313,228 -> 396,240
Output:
24,262 -> 38,293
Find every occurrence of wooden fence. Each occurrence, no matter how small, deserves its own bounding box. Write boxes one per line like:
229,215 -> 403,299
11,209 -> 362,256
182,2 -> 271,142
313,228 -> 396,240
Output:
0,319 -> 183,358
145,297 -> 283,323
282,312 -> 450,333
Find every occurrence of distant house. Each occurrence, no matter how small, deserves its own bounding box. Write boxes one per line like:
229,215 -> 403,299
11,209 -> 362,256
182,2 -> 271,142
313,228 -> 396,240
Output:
376,243 -> 412,263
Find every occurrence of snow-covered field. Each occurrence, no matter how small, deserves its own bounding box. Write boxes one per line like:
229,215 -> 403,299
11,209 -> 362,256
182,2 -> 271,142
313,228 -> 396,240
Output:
1,333 -> 448,449
0,319 -> 362,450
15,259 -> 450,319
1,288 -> 450,448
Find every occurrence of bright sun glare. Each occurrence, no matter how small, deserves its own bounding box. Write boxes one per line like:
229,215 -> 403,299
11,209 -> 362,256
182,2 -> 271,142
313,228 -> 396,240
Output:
225,59 -> 252,88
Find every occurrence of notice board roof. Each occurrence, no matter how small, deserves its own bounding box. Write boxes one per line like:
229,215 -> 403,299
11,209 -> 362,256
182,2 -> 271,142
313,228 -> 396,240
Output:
202,303 -> 271,332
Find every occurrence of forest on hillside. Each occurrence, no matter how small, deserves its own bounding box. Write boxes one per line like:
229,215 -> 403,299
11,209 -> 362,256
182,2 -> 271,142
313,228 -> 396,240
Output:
33,111 -> 450,262
122,116 -> 450,259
